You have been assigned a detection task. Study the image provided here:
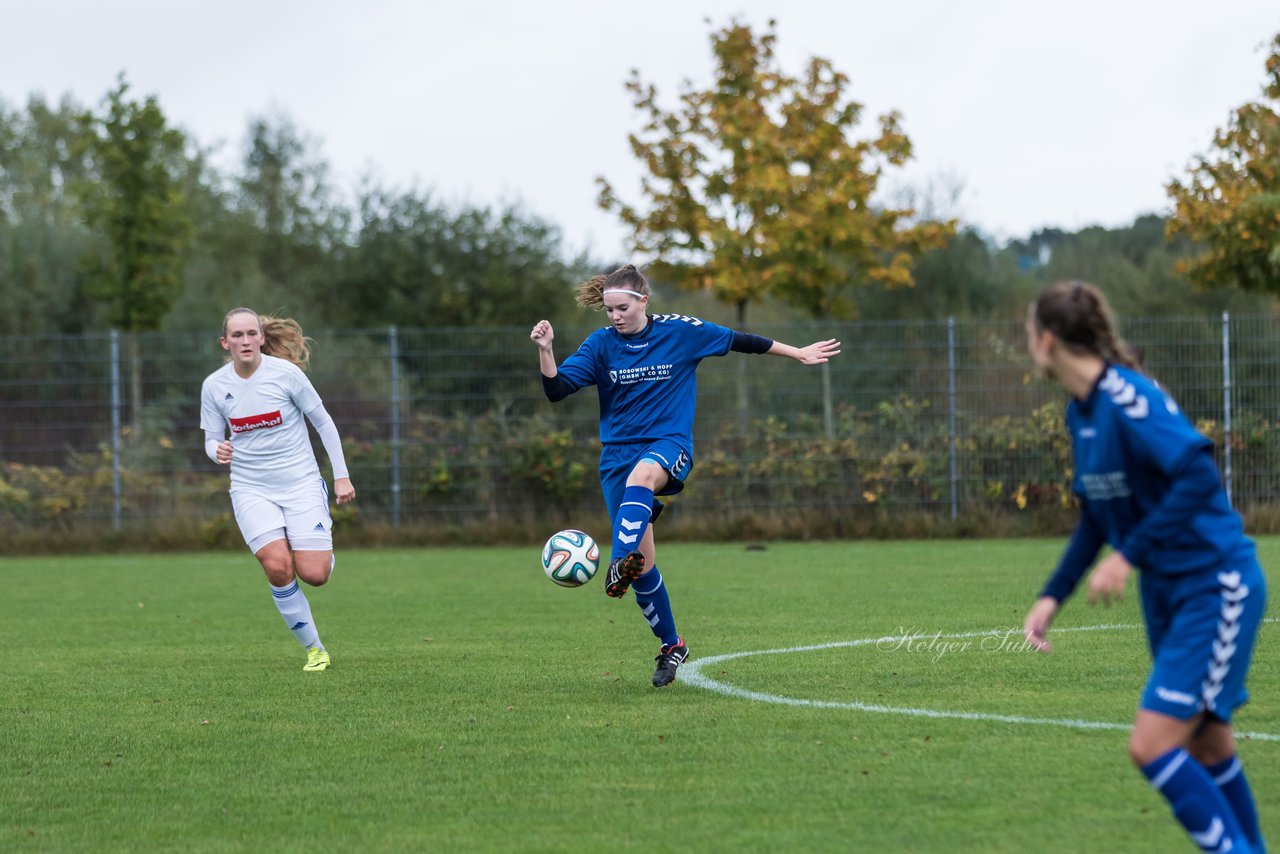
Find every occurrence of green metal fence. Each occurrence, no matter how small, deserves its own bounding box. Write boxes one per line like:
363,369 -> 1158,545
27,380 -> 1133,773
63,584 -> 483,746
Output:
1,314 -> 1276,536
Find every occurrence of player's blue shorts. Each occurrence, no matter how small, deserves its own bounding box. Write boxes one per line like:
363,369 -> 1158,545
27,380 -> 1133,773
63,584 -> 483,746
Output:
1139,556 -> 1267,722
598,439 -> 693,520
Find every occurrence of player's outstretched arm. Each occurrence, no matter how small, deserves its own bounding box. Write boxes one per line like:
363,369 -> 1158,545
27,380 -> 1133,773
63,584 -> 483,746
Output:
768,338 -> 842,365
530,319 -> 558,377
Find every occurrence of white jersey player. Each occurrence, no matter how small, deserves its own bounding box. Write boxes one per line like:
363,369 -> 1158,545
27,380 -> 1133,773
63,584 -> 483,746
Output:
200,308 -> 355,672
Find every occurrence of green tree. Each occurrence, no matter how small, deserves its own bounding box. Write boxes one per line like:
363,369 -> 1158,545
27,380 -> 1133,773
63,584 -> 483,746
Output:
1007,216 -> 1273,318
333,186 -> 591,328
237,112 -> 348,297
598,18 -> 954,433
160,144 -> 271,332
78,76 -> 193,433
854,228 -> 1020,321
0,95 -> 100,334
1167,33 -> 1280,292
163,115 -> 335,332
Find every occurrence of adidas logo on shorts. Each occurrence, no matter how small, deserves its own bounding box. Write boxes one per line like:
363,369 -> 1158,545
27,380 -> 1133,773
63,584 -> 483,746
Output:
314,522 -> 325,531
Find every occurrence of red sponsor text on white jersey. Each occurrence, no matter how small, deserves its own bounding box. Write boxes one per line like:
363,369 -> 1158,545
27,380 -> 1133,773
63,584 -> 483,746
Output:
230,410 -> 284,433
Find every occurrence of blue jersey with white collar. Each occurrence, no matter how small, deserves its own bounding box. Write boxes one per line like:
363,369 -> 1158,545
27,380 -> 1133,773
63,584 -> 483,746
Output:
553,314 -> 734,447
1067,364 -> 1254,576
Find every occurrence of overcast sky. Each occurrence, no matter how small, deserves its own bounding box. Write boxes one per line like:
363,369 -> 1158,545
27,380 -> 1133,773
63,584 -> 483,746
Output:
2,1 -> 1276,259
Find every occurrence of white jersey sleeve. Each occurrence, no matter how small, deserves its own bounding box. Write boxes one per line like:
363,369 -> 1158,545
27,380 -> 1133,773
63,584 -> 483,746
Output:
201,374 -> 228,436
287,362 -> 323,415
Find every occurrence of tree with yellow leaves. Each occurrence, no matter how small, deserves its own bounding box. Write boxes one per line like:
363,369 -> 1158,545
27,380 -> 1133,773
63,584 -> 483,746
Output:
598,19 -> 954,434
1167,34 -> 1280,292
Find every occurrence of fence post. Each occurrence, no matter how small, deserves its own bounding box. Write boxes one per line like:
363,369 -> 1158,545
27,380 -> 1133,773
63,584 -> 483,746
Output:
389,326 -> 402,528
1222,311 -> 1232,505
110,330 -> 122,531
947,317 -> 958,520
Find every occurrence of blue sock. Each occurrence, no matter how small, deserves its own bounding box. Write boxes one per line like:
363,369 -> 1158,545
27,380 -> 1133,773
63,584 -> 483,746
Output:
1206,756 -> 1263,850
611,485 -> 654,561
632,566 -> 679,647
1141,748 -> 1251,853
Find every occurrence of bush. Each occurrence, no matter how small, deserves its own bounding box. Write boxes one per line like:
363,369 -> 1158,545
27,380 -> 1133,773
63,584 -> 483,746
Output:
7,393 -> 1274,554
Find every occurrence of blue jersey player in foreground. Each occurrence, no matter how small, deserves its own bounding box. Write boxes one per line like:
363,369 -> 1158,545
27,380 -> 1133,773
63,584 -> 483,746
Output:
1022,281 -> 1267,854
531,265 -> 840,687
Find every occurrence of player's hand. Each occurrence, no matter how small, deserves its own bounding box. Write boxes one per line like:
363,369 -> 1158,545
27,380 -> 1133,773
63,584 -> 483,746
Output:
334,477 -> 355,505
1023,596 -> 1059,653
215,440 -> 233,465
1087,552 -> 1132,606
530,320 -> 555,350
795,339 -> 841,365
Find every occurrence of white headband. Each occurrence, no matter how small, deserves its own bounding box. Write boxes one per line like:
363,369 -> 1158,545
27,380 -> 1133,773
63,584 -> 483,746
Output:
603,288 -> 646,299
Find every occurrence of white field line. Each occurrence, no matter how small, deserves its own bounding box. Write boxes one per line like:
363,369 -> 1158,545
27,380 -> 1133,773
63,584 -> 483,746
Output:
681,620 -> 1280,742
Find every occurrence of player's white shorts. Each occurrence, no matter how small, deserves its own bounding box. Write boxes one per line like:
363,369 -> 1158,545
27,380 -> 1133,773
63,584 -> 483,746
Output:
230,476 -> 333,553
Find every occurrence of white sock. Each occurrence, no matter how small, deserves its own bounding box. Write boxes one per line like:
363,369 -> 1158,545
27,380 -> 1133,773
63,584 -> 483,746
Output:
270,580 -> 322,650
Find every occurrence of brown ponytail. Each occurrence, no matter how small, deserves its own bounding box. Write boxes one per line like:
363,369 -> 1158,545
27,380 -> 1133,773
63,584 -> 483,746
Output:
1031,281 -> 1141,371
575,264 -> 651,309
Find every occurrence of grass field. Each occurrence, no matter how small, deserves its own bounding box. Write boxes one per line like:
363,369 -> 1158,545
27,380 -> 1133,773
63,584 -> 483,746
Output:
4,539 -> 1277,852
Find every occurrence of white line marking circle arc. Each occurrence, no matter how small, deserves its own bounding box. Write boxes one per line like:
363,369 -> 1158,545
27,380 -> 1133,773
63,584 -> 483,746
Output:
681,621 -> 1280,742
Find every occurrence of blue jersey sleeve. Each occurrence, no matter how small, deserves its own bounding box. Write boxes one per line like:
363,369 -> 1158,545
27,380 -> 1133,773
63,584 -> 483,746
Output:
552,333 -> 602,393
657,315 -> 734,360
696,320 -> 735,359
1102,369 -> 1211,477
1040,510 -> 1105,602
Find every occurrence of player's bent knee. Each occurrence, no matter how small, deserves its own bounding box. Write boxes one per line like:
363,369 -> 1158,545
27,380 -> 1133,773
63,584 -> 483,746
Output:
1128,728 -> 1180,768
1129,709 -> 1201,768
253,538 -> 294,585
294,550 -> 334,586
627,460 -> 669,490
259,559 -> 295,587
1127,738 -> 1153,768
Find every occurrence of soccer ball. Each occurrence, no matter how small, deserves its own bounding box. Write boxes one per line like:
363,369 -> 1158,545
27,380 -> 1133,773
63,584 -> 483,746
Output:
541,529 -> 600,587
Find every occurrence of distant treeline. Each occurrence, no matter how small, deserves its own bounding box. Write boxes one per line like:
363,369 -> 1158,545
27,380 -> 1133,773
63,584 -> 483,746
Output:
0,85 -> 1274,343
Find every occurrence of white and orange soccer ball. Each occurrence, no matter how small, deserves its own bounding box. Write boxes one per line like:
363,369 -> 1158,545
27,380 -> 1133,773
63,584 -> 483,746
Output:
541,529 -> 600,587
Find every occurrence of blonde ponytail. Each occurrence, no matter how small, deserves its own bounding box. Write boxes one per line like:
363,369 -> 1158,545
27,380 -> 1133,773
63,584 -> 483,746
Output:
574,274 -> 609,309
260,314 -> 313,370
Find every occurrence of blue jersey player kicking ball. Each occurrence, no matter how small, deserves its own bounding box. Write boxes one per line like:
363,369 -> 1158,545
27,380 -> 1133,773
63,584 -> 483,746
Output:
1022,281 -> 1267,854
531,265 -> 840,687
